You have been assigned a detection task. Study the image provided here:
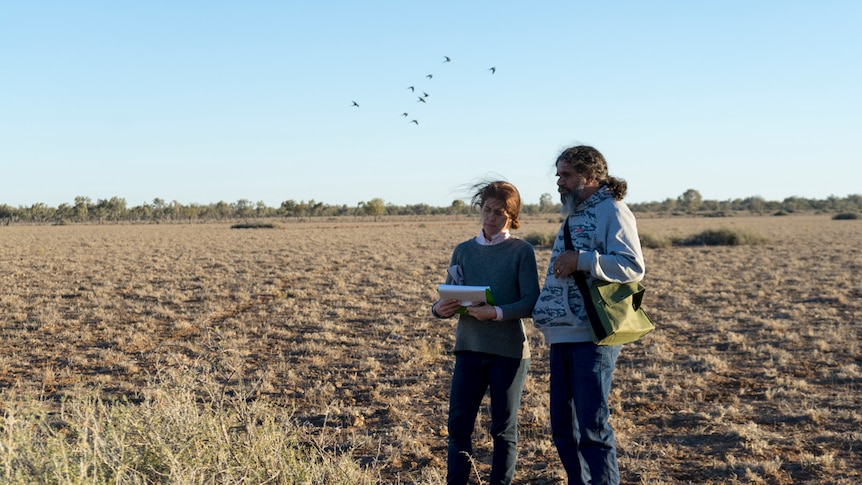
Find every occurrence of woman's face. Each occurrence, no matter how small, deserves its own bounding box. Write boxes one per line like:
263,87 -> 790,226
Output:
481,198 -> 512,237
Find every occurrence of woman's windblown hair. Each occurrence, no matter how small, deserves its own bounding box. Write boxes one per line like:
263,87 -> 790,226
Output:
471,180 -> 522,229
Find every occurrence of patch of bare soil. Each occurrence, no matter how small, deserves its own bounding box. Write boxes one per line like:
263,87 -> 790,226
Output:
0,214 -> 859,484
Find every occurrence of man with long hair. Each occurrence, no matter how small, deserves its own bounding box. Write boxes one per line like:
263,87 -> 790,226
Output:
533,145 -> 646,484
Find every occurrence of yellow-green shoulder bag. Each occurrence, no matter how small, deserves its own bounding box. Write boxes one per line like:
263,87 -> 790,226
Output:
564,219 -> 655,345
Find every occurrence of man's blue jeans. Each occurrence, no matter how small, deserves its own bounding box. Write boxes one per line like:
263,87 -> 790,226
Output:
447,351 -> 530,485
549,342 -> 621,485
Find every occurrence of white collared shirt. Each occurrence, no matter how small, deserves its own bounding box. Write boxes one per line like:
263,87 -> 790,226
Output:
476,229 -> 511,246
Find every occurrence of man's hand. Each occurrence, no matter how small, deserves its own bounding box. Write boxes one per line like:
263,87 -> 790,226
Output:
553,249 -> 580,278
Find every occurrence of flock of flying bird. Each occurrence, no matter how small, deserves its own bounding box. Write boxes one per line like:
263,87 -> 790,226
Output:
351,56 -> 496,126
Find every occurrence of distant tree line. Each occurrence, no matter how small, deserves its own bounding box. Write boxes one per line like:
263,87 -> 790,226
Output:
630,190 -> 862,216
0,191 -> 859,224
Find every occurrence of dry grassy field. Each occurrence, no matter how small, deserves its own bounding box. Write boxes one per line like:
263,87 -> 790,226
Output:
1,214 -> 859,484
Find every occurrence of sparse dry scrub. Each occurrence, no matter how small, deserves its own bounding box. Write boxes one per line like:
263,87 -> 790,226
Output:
0,214 -> 859,484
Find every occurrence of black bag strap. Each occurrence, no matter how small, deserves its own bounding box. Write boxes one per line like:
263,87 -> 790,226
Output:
563,219 -> 607,340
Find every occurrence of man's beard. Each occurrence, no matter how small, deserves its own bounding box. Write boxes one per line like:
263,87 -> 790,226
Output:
560,184 -> 586,215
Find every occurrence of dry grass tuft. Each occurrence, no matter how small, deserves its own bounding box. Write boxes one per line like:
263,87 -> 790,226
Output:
0,368 -> 379,484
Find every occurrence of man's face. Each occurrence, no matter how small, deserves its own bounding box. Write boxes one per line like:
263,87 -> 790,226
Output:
556,162 -> 587,213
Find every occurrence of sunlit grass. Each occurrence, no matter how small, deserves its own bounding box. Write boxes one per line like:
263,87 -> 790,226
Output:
0,368 -> 384,485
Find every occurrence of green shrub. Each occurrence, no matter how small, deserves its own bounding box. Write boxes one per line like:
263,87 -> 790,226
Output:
639,232 -> 671,249
231,222 -> 279,229
676,228 -> 770,246
833,212 -> 859,220
522,231 -> 556,247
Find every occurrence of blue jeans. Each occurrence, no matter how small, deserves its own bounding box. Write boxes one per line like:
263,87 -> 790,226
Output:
549,342 -> 621,485
447,351 -> 530,485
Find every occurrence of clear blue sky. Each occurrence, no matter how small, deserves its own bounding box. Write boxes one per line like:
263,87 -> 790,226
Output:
3,1 -> 860,209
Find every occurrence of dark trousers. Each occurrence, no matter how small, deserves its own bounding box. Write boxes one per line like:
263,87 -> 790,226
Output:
549,342 -> 621,485
447,351 -> 529,485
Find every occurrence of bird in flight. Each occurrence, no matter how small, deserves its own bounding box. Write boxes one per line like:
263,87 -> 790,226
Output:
443,56 -> 451,63
407,86 -> 415,92
417,97 -> 426,103
488,67 -> 496,74
410,119 -> 419,125
402,112 -> 408,117
426,74 -> 433,79
422,92 -> 429,98
351,101 -> 360,107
